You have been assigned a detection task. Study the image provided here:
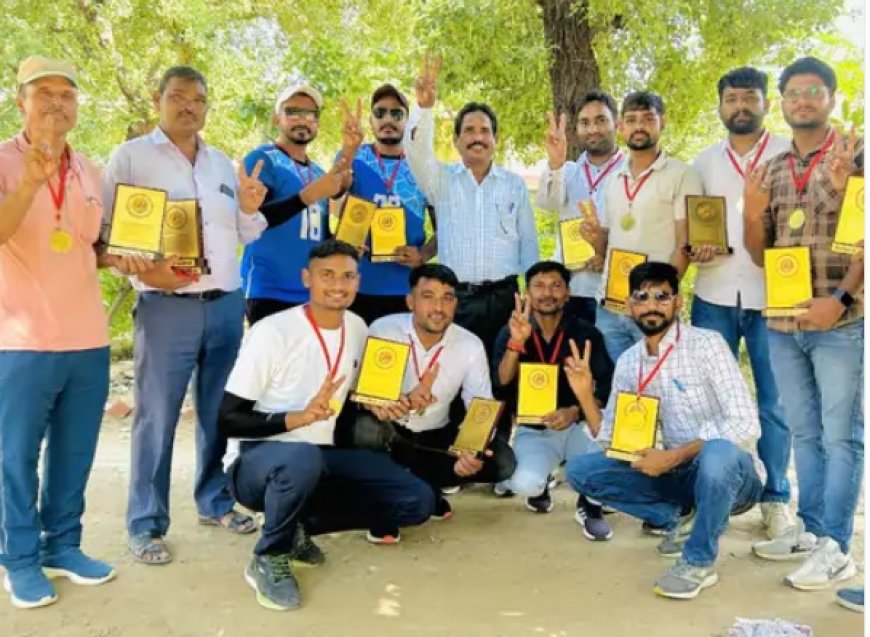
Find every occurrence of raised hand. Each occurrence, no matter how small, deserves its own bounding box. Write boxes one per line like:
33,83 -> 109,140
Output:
301,374 -> 347,425
413,52 -> 442,109
564,338 -> 594,399
829,127 -> 860,192
407,363 -> 440,412
339,97 -> 365,158
237,159 -> 267,214
23,116 -> 61,188
508,292 -> 532,344
545,112 -> 567,170
743,163 -> 769,224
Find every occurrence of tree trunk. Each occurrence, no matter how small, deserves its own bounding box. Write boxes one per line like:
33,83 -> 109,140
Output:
538,0 -> 601,159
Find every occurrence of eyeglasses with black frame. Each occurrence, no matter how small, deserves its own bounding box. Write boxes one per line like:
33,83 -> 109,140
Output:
283,106 -> 320,120
372,107 -> 405,122
629,289 -> 675,305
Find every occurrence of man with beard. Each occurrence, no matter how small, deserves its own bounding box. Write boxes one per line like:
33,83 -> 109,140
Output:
581,92 -> 703,362
352,263 -> 516,539
690,68 -> 793,541
218,240 -> 434,611
537,91 -> 624,325
241,84 -> 363,324
745,57 -> 864,592
342,84 -> 437,324
405,54 -> 539,355
566,262 -> 763,599
491,261 -> 613,538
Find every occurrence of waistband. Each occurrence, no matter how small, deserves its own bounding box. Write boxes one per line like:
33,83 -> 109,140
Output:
142,289 -> 233,302
455,275 -> 518,295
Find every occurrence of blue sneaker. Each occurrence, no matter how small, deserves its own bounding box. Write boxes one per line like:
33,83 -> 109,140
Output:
836,587 -> 864,613
42,549 -> 116,586
3,567 -> 58,609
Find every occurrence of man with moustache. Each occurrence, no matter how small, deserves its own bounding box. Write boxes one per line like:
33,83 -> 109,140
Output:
566,262 -> 763,599
352,263 -> 516,537
343,84 -> 437,324
491,261 -> 613,537
581,92 -> 703,362
745,57 -> 864,592
537,91 -> 625,325
690,67 -> 794,540
102,66 -> 269,565
219,240 -> 434,610
405,55 -> 540,355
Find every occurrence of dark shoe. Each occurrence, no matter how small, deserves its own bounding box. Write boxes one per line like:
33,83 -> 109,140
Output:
525,485 -> 554,514
433,497 -> 453,521
366,527 -> 401,545
244,554 -> 301,611
492,482 -> 515,498
574,495 -> 613,541
291,524 -> 325,567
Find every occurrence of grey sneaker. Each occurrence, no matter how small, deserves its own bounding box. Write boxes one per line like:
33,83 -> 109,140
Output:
244,554 -> 301,611
574,495 -> 613,541
654,559 -> 719,599
656,509 -> 696,558
784,537 -> 857,591
752,518 -> 817,561
291,524 -> 325,567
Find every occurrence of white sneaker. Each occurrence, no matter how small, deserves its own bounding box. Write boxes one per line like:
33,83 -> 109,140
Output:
752,518 -> 817,561
784,537 -> 857,591
760,502 -> 796,540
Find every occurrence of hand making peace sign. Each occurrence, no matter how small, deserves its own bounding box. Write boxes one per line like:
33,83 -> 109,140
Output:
545,112 -> 567,170
237,158 -> 267,214
301,374 -> 348,426
508,292 -> 532,344
414,53 -> 442,109
829,127 -> 860,192
564,338 -> 594,399
339,97 -> 365,159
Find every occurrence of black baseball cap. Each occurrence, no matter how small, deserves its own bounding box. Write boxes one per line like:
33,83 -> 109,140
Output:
371,83 -> 409,111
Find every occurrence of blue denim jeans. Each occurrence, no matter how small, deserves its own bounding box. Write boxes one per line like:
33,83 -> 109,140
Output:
503,424 -> 595,497
691,295 -> 790,503
766,322 -> 864,553
595,304 -> 643,363
566,440 -> 763,566
0,348 -> 110,572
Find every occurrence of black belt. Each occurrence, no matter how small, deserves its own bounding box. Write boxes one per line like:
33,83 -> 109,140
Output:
519,424 -> 547,431
146,289 -> 231,302
455,275 -> 517,295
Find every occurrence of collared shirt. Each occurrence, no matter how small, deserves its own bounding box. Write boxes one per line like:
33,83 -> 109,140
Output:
0,134 -> 108,351
597,152 -> 703,299
101,127 -> 267,294
404,108 -> 540,283
761,129 -> 865,332
368,313 -> 492,432
537,150 -> 625,297
692,132 -> 792,310
597,322 -> 761,469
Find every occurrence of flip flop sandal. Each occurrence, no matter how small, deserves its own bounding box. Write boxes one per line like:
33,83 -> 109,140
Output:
129,533 -> 172,565
198,510 -> 257,535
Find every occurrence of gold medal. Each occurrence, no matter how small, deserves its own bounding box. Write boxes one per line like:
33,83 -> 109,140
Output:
788,208 -> 805,230
49,228 -> 73,254
620,213 -> 636,231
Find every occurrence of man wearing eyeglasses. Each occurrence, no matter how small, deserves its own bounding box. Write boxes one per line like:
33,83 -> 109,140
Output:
342,84 -> 437,324
565,261 -> 763,600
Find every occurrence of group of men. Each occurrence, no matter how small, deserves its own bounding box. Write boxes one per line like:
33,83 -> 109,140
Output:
0,50 -> 863,616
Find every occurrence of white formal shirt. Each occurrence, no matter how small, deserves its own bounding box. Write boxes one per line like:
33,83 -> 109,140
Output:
597,152 -> 703,300
102,127 -> 267,293
404,108 -> 540,283
691,132 -> 791,309
368,313 -> 492,432
536,150 -> 625,297
222,306 -> 368,469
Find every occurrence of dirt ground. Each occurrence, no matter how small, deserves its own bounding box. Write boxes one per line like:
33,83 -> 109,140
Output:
2,367 -> 865,637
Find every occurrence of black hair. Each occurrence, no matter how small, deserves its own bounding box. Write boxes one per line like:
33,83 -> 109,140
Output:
717,67 -> 768,100
409,263 -> 459,289
778,56 -> 837,94
524,260 -> 571,287
453,102 -> 498,137
577,90 -> 618,119
158,66 -> 208,95
621,91 -> 665,117
628,262 -> 679,294
308,239 -> 360,263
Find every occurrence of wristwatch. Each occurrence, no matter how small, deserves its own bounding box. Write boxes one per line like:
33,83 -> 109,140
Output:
832,288 -> 855,308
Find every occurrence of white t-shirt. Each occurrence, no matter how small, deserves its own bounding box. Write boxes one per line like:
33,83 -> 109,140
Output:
368,313 -> 493,432
222,305 -> 368,469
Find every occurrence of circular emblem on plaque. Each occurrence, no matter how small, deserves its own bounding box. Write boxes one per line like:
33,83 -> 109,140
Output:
375,347 -> 397,369
775,254 -> 798,278
624,400 -> 647,431
349,204 -> 368,223
529,370 -> 548,389
127,194 -> 152,219
473,404 -> 493,423
617,257 -> 634,277
568,223 -> 583,241
377,212 -> 397,232
695,201 -> 715,222
857,187 -> 865,211
166,206 -> 188,230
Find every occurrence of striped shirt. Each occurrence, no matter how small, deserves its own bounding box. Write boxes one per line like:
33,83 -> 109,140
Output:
761,129 -> 864,332
404,108 -> 539,283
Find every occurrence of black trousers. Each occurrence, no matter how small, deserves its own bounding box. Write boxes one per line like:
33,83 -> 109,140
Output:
245,297 -> 300,326
349,293 -> 410,325
454,276 -> 519,358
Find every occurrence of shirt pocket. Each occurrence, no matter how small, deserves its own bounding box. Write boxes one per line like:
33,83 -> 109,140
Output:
496,200 -> 519,238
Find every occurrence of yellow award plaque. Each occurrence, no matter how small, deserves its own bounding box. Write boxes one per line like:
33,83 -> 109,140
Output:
370,207 -> 406,262
516,363 -> 558,425
685,195 -> 731,255
606,392 -> 659,462
336,195 -> 377,248
448,398 -> 505,457
603,249 -> 648,313
559,218 -> 596,270
162,199 -> 209,274
106,183 -> 168,258
833,176 -> 864,255
351,337 -> 411,405
762,246 -> 812,317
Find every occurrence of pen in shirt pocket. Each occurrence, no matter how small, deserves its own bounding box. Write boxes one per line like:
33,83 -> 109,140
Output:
673,378 -> 686,392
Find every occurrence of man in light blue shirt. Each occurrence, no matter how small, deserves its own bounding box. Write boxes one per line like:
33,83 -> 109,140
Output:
404,55 -> 539,355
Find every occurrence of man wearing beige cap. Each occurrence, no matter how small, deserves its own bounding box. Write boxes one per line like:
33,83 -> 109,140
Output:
0,56 -> 150,608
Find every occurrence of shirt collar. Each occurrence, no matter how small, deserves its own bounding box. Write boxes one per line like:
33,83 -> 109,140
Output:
787,126 -> 836,160
643,320 -> 681,357
448,161 -> 505,180
404,313 -> 452,352
616,150 -> 668,178
577,149 -> 624,171
720,130 -> 770,159
150,126 -> 208,155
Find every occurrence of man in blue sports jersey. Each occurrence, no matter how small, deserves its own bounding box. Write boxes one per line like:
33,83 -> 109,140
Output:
343,84 -> 437,324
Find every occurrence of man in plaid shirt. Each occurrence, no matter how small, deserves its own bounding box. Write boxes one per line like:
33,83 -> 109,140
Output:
744,56 -> 863,593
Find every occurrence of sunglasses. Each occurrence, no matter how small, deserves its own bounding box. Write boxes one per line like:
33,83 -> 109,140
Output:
372,107 -> 405,122
783,85 -> 826,103
629,290 -> 675,305
283,107 -> 320,120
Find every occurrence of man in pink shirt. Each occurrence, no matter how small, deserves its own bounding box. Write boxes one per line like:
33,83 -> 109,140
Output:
0,56 -> 150,609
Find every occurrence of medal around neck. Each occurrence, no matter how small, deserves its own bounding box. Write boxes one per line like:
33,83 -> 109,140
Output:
788,208 -> 806,230
49,228 -> 73,254
620,213 -> 636,231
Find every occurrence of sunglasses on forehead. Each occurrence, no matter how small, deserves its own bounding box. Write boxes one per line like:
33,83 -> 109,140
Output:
372,107 -> 405,121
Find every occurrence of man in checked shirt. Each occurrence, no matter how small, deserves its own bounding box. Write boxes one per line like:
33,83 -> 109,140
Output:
565,262 -> 764,600
744,56 -> 864,593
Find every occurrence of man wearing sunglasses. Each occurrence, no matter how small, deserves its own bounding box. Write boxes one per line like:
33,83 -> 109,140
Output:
566,261 -> 763,600
342,84 -> 437,324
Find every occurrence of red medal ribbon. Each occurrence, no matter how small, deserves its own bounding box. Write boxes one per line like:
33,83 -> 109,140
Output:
409,338 -> 443,381
583,151 -> 623,193
786,130 -> 836,195
622,169 -> 655,204
46,151 -> 70,223
373,145 -> 404,194
636,323 -> 680,396
725,130 -> 770,180
304,304 -> 346,379
531,329 -> 565,364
